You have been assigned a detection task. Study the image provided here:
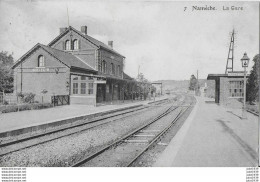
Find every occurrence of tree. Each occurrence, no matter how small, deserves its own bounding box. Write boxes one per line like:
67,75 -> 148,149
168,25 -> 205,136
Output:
0,51 -> 14,93
189,74 -> 197,91
137,73 -> 144,82
136,72 -> 152,99
246,54 -> 259,104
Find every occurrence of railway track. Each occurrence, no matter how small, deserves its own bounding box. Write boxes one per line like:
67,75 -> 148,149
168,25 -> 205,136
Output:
0,98 -> 172,157
71,95 -> 194,167
126,106 -> 189,167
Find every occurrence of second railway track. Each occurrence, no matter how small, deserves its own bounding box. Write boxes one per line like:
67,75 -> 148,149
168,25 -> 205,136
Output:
0,98 -> 171,157
72,95 -> 195,167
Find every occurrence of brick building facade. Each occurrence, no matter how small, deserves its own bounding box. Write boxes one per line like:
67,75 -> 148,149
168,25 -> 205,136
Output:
12,26 -> 151,105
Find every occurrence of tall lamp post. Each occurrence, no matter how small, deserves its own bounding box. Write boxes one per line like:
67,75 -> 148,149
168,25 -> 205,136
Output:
241,52 -> 250,119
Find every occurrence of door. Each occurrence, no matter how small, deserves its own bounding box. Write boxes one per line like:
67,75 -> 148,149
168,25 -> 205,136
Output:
97,84 -> 105,103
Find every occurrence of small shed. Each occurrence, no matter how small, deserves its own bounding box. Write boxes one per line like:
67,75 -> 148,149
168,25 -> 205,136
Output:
207,71 -> 248,105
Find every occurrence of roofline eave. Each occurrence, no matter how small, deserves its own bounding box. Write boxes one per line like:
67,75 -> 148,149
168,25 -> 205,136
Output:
12,43 -> 71,69
99,46 -> 125,58
47,26 -> 124,58
70,66 -> 97,73
12,43 -> 41,69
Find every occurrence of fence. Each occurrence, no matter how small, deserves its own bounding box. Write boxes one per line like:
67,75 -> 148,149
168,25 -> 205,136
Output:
5,93 -> 17,104
51,95 -> 70,106
0,92 -> 17,105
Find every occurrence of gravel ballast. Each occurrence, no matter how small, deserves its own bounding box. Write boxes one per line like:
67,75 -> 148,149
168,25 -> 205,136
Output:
0,102 -> 172,167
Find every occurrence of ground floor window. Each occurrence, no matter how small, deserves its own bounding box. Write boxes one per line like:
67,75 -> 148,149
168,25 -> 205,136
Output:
73,83 -> 78,94
88,83 -> 94,94
71,75 -> 94,95
81,83 -> 86,94
229,81 -> 244,97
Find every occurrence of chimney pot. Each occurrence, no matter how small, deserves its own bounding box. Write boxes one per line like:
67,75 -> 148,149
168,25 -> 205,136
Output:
60,27 -> 67,34
108,41 -> 113,48
81,26 -> 87,35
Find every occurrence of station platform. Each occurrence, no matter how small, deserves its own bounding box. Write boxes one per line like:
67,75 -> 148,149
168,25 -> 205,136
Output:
0,96 -> 168,136
154,96 -> 258,167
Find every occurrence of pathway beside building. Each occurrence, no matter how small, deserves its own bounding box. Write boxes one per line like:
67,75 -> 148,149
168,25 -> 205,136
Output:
154,96 -> 258,167
0,96 -> 167,133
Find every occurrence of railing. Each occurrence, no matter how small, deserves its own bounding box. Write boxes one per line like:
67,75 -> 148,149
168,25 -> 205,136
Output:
51,95 -> 70,106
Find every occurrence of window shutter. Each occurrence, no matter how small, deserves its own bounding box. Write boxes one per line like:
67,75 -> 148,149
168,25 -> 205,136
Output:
78,39 -> 81,50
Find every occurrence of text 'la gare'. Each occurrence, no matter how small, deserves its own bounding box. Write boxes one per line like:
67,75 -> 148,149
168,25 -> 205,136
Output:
223,6 -> 243,11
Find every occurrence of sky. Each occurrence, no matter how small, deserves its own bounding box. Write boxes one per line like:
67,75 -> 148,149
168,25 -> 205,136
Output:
0,1 -> 258,81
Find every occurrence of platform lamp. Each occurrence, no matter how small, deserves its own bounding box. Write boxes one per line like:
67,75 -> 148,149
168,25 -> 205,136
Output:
241,52 -> 250,119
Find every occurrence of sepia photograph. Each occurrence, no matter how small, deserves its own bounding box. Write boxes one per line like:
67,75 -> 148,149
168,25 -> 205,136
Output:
0,0 -> 259,181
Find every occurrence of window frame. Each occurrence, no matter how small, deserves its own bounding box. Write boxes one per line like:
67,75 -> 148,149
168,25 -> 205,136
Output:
38,55 -> 45,67
65,40 -> 71,50
80,83 -> 86,94
73,83 -> 79,94
98,61 -> 102,72
117,65 -> 120,76
102,60 -> 107,73
73,39 -> 79,50
71,76 -> 94,95
229,80 -> 244,98
88,83 -> 94,95
111,63 -> 115,75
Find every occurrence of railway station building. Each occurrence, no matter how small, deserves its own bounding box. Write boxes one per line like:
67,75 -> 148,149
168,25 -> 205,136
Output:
12,26 -> 151,105
207,71 -> 248,105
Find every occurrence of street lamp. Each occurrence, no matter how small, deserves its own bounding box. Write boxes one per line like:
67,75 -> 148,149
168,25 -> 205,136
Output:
241,52 -> 250,119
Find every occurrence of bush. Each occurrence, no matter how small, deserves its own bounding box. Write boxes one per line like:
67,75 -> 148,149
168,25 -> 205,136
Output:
16,92 -> 35,103
3,100 -> 8,105
24,93 -> 35,103
1,103 -> 53,113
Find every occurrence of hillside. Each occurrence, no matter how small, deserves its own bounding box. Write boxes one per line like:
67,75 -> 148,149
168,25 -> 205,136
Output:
153,79 -> 215,97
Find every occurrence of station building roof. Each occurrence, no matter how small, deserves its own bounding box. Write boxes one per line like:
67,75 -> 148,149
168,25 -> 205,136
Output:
207,71 -> 248,80
123,72 -> 134,80
48,26 -> 125,58
12,43 -> 97,73
207,74 -> 228,80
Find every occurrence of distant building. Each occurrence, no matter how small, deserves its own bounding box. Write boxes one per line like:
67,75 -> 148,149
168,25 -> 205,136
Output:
199,82 -> 207,97
12,26 -> 149,105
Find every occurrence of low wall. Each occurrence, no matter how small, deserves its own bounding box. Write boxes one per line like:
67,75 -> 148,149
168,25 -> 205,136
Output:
70,95 -> 96,105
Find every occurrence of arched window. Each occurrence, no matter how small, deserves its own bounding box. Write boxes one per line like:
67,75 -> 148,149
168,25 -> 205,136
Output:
98,61 -> 102,72
117,65 -> 120,76
102,60 -> 107,73
73,39 -> 78,50
111,63 -> 115,75
65,40 -> 70,50
38,55 -> 45,67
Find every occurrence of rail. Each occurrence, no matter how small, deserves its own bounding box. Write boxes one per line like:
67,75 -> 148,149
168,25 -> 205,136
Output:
71,104 -> 179,167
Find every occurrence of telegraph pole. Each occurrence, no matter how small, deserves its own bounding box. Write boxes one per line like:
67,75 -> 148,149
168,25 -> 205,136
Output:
197,70 -> 199,95
225,29 -> 235,74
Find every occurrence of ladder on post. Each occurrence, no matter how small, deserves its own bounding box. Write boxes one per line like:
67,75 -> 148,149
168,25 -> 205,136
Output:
225,29 -> 236,74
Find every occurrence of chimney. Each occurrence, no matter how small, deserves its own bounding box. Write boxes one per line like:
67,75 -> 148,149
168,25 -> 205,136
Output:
108,41 -> 113,49
81,26 -> 87,35
60,27 -> 67,34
